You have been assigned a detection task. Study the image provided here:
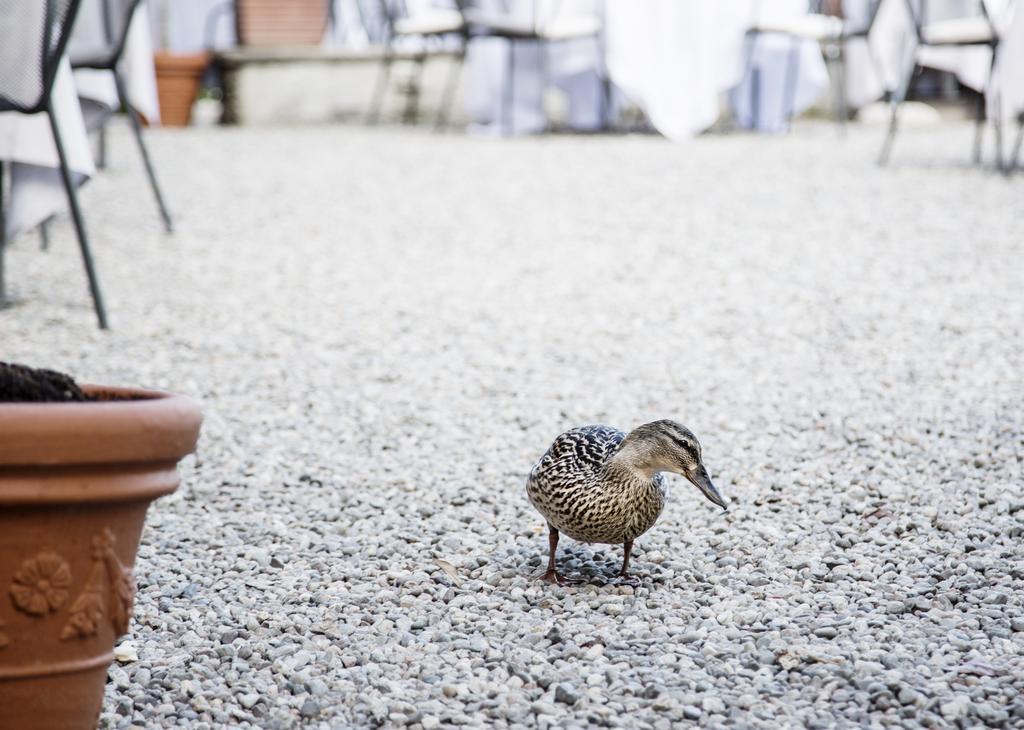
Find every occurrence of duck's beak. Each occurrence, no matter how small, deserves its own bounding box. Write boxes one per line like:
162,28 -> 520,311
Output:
687,464 -> 727,511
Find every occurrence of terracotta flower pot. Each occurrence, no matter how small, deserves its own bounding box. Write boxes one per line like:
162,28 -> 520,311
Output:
0,386 -> 202,730
235,0 -> 329,46
153,52 -> 210,127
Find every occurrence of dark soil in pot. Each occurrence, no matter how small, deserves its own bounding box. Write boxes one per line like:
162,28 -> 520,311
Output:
0,362 -> 141,402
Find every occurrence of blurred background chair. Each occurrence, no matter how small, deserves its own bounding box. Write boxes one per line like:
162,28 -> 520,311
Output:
0,0 -> 108,327
878,0 -> 1003,168
461,0 -> 606,135
69,0 -> 173,231
745,0 -> 884,129
365,0 -> 467,128
986,0 -> 1023,173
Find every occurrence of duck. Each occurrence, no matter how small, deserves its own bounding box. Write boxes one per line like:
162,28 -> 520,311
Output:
526,420 -> 726,585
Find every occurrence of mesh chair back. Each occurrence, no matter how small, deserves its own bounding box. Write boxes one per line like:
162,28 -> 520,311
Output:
0,0 -> 82,113
361,0 -> 468,40
904,0 -> 992,41
67,0 -> 143,70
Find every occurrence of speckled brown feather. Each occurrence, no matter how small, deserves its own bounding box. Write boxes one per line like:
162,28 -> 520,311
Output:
526,425 -> 667,544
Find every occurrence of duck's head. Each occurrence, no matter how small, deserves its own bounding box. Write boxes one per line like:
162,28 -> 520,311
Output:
616,420 -> 727,511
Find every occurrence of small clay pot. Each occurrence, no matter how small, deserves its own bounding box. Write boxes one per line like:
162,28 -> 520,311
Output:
0,386 -> 201,730
153,52 -> 210,127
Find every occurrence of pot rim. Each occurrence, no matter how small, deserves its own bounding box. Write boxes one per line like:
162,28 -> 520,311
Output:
0,384 -> 202,467
153,51 -> 211,73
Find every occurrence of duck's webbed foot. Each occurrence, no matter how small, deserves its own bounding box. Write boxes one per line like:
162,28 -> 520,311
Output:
613,539 -> 642,586
537,569 -> 575,586
536,524 -> 577,586
613,571 -> 642,587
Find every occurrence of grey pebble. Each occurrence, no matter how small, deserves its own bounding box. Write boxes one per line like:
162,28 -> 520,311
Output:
554,685 -> 580,705
238,694 -> 261,710
299,699 -> 320,719
682,705 -> 702,720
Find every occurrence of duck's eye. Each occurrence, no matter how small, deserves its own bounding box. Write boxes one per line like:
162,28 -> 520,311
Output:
668,435 -> 693,455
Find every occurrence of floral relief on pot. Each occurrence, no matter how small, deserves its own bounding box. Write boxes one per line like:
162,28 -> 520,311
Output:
9,552 -> 72,616
61,529 -> 136,641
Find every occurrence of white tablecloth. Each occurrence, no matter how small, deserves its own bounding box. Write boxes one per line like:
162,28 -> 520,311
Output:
1,60 -> 95,240
464,0 -> 831,138
0,0 -> 92,210
605,2 -> 749,139
72,0 -> 161,124
990,0 -> 1024,123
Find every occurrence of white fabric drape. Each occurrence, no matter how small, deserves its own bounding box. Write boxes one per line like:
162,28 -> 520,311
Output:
73,0 -> 161,124
606,0 -> 830,138
0,61 -> 95,238
1,2 -> 165,239
988,0 -> 1023,123
605,2 -> 748,139
853,0 -> 1016,99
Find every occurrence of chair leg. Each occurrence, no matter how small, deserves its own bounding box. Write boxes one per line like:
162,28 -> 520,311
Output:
595,30 -> 611,131
878,100 -> 901,165
972,89 -> 985,165
752,66 -> 762,130
1010,118 -> 1024,174
834,41 -> 849,131
878,61 -> 918,166
741,32 -> 758,129
993,94 -> 1004,175
97,124 -> 108,170
0,160 -> 6,307
599,71 -> 612,131
540,39 -> 551,133
504,39 -> 515,135
782,37 -> 801,131
46,100 -> 109,329
40,217 -> 52,251
115,72 -> 173,233
435,47 -> 464,132
987,46 -> 1004,174
403,55 -> 427,125
367,42 -> 394,125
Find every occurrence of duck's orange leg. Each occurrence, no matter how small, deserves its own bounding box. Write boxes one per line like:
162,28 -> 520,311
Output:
615,539 -> 641,586
537,524 -> 572,585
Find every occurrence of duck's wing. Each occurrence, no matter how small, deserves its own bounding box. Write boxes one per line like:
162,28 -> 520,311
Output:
531,425 -> 626,483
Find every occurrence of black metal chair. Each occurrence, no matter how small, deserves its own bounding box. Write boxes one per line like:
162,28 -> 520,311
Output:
0,0 -> 108,328
68,0 -> 173,231
461,0 -> 607,135
1011,112 -> 1023,173
365,0 -> 468,129
743,0 -> 883,130
878,0 -> 1003,170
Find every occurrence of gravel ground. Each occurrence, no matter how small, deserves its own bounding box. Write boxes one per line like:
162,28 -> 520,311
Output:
2,120 -> 1023,729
